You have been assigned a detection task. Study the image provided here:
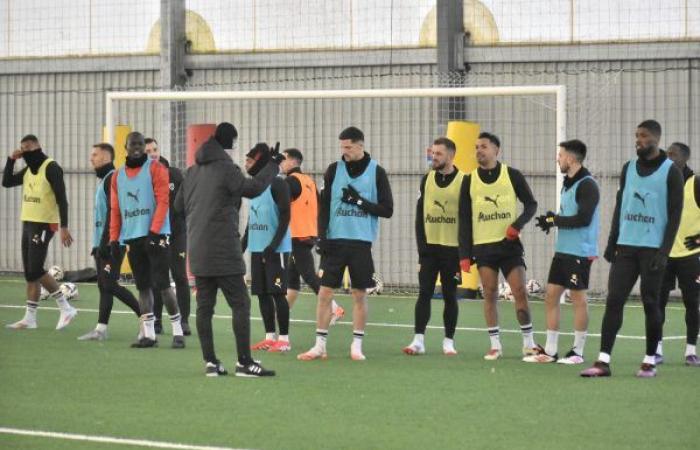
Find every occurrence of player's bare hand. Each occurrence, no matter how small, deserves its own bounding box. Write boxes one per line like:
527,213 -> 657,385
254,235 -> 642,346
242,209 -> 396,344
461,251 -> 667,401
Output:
10,148 -> 23,160
60,228 -> 74,247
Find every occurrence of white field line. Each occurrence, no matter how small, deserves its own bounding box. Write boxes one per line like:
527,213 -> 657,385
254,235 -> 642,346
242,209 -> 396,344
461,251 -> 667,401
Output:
0,304 -> 689,341
0,278 -> 689,310
0,427 -> 251,450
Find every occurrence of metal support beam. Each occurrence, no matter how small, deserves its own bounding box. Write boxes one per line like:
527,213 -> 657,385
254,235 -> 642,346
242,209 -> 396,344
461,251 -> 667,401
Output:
160,0 -> 187,167
437,0 -> 466,126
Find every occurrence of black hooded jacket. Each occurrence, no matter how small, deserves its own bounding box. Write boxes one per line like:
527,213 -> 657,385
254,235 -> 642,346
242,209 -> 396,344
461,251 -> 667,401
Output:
174,137 -> 278,276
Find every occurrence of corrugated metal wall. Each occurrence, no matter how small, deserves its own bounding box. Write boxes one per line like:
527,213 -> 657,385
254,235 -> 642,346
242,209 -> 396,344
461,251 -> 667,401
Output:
1,57 -> 697,294
0,71 -> 160,274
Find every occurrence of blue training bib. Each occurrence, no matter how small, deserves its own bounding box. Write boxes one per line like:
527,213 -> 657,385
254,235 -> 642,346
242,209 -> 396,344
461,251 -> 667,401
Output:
93,170 -> 114,248
247,182 -> 292,253
617,158 -> 672,249
116,159 -> 170,241
555,175 -> 600,257
327,159 -> 379,243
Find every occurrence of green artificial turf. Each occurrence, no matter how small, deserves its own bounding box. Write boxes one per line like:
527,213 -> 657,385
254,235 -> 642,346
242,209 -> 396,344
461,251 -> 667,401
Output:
0,277 -> 697,450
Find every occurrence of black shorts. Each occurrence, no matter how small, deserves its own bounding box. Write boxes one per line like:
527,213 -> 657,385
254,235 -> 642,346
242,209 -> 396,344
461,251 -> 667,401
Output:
320,241 -> 375,290
473,240 -> 526,277
126,236 -> 171,291
419,247 -> 461,294
662,254 -> 700,293
250,252 -> 289,295
547,253 -> 593,290
21,221 -> 55,282
288,239 -> 319,291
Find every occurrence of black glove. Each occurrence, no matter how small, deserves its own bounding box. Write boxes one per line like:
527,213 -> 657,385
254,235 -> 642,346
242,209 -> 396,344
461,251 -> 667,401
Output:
649,252 -> 668,272
603,245 -> 616,263
269,142 -> 284,164
109,241 -> 121,263
90,247 -> 97,257
341,185 -> 363,206
535,211 -> 556,234
684,233 -> 700,251
148,232 -> 168,248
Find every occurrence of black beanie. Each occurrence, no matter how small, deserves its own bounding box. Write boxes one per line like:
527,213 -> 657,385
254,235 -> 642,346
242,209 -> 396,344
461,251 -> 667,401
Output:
245,143 -> 271,176
215,122 -> 238,149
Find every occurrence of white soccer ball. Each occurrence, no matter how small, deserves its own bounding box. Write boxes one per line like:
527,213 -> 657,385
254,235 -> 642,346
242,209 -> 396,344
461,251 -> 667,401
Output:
48,265 -> 64,281
60,282 -> 79,300
39,286 -> 50,301
499,282 -> 514,301
366,272 -> 384,295
526,279 -> 542,294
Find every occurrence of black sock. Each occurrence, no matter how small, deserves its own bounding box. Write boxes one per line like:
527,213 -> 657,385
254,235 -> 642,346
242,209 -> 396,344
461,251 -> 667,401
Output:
414,292 -> 431,335
97,290 -> 115,325
443,293 -> 458,340
114,284 -> 140,316
683,289 -> 700,346
273,294 -> 290,336
258,294 -> 276,334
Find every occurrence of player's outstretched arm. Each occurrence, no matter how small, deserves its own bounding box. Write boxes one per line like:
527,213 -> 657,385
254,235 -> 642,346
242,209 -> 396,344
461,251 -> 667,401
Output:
239,161 -> 279,199
2,153 -> 26,188
265,177 -> 291,253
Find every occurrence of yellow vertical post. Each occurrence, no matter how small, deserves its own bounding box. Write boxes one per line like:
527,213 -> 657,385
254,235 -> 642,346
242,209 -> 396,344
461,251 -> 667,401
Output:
446,121 -> 481,299
103,125 -> 132,274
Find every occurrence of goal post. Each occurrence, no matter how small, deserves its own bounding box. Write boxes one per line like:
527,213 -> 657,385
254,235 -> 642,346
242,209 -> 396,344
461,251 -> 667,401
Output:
104,85 -> 568,294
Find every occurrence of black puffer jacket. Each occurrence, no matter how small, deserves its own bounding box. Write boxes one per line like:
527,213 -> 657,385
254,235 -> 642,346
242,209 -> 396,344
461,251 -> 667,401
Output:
174,137 -> 278,276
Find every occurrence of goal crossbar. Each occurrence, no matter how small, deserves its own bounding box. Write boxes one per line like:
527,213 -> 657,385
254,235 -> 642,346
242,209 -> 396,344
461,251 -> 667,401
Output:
105,85 -> 566,148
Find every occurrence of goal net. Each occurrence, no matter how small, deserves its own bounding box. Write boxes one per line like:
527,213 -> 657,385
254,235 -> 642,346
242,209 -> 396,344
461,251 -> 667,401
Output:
106,85 -> 575,295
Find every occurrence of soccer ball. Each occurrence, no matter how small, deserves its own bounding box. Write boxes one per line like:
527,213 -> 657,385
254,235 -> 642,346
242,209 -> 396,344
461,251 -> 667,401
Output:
60,282 -> 79,301
48,265 -> 64,281
526,279 -> 542,294
39,286 -> 50,301
366,272 -> 384,295
499,282 -> 514,301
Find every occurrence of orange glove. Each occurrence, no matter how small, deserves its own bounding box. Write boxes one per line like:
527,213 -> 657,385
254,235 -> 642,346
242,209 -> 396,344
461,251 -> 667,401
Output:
460,258 -> 471,273
505,225 -> 520,241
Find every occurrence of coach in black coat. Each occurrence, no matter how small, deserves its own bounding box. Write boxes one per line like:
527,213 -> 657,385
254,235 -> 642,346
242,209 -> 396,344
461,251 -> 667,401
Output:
174,122 -> 279,376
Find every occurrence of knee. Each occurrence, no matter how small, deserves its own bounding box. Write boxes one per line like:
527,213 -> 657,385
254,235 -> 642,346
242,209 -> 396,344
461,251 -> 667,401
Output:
642,301 -> 661,316
196,301 -> 214,315
100,278 -> 118,294
418,284 -> 435,298
441,290 -> 457,306
482,287 -> 498,301
510,284 -> 527,301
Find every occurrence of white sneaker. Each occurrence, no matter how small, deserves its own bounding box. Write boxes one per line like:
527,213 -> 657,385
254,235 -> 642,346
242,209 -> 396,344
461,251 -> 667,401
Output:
523,353 -> 557,363
77,329 -> 107,341
350,344 -> 366,361
557,350 -> 585,365
56,307 -> 78,330
483,348 -> 503,360
443,339 -> 458,356
402,341 -> 425,356
6,318 -> 37,329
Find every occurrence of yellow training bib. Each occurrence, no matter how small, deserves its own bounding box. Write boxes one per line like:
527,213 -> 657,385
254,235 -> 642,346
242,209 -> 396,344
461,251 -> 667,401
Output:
470,164 -> 517,245
671,176 -> 700,258
20,158 -> 60,224
423,170 -> 464,247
